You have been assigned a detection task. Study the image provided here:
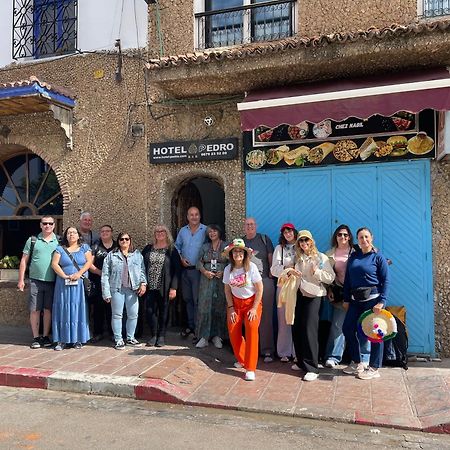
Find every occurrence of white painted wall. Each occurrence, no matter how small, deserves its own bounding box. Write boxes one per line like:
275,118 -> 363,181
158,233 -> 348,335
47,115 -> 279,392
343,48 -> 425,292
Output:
78,0 -> 148,52
0,0 -> 148,69
0,2 -> 13,70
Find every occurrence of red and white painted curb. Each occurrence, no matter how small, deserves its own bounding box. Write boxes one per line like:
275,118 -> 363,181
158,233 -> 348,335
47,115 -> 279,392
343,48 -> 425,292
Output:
0,365 -> 189,404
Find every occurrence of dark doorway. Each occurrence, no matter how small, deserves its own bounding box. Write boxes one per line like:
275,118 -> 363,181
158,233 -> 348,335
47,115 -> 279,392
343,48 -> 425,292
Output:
171,176 -> 225,237
169,176 -> 225,329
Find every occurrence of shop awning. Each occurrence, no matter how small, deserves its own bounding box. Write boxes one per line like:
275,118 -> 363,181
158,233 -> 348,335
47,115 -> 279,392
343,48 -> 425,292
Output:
238,68 -> 450,130
0,77 -> 75,148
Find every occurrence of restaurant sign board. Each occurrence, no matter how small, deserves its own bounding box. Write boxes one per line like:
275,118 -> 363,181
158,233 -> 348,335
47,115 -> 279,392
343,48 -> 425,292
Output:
149,138 -> 238,164
243,110 -> 436,170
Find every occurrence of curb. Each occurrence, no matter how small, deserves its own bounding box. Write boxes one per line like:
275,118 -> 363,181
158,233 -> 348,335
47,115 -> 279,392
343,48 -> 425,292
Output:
1,365 -> 450,434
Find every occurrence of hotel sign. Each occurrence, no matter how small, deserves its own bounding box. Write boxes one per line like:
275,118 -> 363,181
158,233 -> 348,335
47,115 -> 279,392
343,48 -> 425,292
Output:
149,138 -> 238,164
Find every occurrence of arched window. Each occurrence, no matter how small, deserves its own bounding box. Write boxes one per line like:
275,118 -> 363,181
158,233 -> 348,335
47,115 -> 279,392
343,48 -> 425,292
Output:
0,152 -> 63,258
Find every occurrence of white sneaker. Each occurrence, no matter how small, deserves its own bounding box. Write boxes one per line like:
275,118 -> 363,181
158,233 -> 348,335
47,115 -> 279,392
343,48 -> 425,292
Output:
195,337 -> 208,348
303,372 -> 319,382
263,354 -> 273,363
342,362 -> 365,375
291,363 -> 301,371
357,367 -> 381,380
244,371 -> 255,381
234,361 -> 243,369
280,356 -> 290,363
325,359 -> 337,368
211,336 -> 223,349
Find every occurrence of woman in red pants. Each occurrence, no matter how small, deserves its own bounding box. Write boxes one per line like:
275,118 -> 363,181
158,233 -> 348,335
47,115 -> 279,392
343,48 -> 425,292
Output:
222,239 -> 263,381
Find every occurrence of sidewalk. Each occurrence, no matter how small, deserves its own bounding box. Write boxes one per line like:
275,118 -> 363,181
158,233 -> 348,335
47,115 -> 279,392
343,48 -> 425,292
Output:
0,326 -> 449,434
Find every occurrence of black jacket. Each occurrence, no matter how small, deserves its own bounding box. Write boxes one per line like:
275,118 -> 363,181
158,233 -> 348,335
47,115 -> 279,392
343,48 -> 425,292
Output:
141,244 -> 181,297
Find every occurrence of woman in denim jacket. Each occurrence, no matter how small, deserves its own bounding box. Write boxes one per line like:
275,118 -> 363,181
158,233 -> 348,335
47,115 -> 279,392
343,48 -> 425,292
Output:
101,232 -> 147,350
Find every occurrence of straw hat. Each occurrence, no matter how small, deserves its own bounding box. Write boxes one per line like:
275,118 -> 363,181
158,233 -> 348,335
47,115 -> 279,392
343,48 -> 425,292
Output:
222,238 -> 253,258
358,309 -> 397,343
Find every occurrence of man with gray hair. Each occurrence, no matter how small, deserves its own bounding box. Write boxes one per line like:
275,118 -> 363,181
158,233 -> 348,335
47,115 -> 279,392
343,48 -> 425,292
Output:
243,217 -> 275,363
79,211 -> 99,247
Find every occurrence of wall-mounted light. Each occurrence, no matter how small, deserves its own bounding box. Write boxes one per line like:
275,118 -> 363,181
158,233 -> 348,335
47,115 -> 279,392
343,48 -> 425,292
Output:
0,125 -> 11,138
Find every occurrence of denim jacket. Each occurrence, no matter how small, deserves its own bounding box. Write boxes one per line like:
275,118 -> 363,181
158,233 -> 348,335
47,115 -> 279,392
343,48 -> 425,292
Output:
101,249 -> 147,299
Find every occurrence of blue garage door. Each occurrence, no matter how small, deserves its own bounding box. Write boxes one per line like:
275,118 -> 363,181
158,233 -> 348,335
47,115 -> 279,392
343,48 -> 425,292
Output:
246,160 -> 434,355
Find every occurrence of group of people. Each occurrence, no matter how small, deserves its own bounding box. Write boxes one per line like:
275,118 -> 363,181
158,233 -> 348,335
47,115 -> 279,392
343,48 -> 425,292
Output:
18,208 -> 390,383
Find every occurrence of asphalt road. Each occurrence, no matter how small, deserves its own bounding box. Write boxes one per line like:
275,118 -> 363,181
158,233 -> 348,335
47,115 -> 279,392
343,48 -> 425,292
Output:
0,387 -> 449,449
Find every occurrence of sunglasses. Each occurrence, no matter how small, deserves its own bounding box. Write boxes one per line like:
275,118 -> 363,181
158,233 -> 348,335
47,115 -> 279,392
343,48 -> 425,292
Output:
41,222 -> 54,226
337,232 -> 349,237
119,237 -> 130,241
298,238 -> 310,243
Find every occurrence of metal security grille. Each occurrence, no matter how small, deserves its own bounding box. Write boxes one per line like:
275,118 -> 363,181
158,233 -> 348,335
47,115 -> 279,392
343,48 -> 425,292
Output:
12,0 -> 78,59
422,0 -> 450,17
195,0 -> 295,50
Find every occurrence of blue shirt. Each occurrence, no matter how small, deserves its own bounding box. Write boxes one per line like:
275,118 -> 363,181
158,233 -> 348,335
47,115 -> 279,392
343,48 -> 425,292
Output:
174,224 -> 207,266
343,248 -> 390,305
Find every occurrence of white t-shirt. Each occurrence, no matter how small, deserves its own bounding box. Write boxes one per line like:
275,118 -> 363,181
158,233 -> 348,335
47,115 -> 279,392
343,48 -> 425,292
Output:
223,262 -> 262,299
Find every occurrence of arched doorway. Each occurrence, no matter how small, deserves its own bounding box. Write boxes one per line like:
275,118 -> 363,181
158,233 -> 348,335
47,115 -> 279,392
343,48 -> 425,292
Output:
169,176 -> 225,327
171,176 -> 225,236
0,152 -> 63,258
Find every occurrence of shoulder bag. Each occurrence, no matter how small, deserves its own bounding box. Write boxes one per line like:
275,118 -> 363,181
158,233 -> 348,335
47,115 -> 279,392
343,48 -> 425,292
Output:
62,247 -> 93,298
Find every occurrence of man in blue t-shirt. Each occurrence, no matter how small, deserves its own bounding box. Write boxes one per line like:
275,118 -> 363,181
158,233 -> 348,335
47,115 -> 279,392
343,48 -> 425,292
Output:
175,206 -> 207,339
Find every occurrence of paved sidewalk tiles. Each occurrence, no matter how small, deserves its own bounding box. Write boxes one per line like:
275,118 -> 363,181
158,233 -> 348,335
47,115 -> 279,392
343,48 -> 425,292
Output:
0,326 -> 450,434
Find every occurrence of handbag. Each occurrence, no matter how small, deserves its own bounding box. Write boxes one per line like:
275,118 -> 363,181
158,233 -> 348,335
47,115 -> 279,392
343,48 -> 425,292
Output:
62,247 -> 93,298
330,284 -> 343,303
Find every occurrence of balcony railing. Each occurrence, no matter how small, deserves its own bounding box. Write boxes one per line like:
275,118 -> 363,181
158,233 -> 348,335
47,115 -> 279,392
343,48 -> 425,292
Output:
195,0 -> 296,50
422,0 -> 450,17
13,0 -> 78,60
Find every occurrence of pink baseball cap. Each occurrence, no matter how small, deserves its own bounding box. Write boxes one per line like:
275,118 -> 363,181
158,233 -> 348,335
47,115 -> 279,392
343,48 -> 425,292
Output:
280,223 -> 295,232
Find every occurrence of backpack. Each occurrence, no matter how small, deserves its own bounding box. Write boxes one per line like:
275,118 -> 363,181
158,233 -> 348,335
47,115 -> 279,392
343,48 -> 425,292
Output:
25,236 -> 37,277
383,314 -> 408,370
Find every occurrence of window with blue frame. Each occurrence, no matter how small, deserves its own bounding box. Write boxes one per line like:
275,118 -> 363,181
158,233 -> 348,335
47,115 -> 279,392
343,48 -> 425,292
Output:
197,0 -> 295,50
12,0 -> 77,59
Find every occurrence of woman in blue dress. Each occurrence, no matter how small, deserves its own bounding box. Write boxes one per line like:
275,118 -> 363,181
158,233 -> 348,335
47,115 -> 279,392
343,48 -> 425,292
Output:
51,226 -> 92,350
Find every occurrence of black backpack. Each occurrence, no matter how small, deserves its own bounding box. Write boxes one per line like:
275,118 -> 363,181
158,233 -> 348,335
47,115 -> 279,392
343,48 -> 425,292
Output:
383,315 -> 408,370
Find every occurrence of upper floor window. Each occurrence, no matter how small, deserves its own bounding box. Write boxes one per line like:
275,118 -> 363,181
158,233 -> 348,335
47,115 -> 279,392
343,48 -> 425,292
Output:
195,0 -> 296,50
13,0 -> 77,60
421,0 -> 450,17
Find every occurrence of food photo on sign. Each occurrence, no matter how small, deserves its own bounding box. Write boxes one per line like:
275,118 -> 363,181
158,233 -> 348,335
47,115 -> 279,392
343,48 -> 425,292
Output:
244,110 -> 436,170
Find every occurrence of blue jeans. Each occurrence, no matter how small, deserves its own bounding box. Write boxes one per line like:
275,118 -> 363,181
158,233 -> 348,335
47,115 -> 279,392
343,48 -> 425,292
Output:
111,287 -> 139,342
325,305 -> 370,364
342,298 -> 384,369
181,269 -> 201,330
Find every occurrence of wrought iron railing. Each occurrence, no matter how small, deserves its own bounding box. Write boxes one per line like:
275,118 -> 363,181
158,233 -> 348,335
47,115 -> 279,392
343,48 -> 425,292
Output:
422,0 -> 450,17
195,0 -> 296,50
12,0 -> 78,60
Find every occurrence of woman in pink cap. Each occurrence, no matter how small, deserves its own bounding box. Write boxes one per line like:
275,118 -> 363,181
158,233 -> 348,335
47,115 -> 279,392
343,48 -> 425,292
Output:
270,223 -> 298,362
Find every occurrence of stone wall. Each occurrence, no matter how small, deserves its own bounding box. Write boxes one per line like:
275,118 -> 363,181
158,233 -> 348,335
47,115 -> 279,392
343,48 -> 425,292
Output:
0,283 -> 28,326
146,0 -> 419,57
431,159 -> 450,356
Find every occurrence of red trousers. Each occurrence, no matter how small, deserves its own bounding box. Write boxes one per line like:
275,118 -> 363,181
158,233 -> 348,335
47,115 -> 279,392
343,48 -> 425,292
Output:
227,294 -> 262,371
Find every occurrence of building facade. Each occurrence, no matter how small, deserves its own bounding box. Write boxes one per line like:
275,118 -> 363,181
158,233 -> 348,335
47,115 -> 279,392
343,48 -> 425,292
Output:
1,0 -> 450,356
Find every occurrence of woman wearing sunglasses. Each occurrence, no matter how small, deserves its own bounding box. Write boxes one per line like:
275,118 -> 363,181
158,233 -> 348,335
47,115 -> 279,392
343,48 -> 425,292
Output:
291,230 -> 335,381
101,232 -> 147,350
324,225 -> 370,368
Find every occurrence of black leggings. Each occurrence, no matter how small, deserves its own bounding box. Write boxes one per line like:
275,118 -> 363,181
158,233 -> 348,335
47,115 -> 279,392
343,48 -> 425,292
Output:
146,290 -> 169,338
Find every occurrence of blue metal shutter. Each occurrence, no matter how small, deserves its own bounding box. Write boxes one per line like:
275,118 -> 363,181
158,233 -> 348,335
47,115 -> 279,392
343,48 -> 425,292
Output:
246,160 -> 434,354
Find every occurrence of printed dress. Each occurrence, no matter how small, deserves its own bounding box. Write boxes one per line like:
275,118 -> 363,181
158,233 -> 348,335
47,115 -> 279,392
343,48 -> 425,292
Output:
52,244 -> 90,344
195,241 -> 228,340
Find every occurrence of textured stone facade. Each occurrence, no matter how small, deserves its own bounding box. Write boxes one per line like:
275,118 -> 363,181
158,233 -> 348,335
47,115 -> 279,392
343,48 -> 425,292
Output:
431,160 -> 450,355
1,0 -> 450,356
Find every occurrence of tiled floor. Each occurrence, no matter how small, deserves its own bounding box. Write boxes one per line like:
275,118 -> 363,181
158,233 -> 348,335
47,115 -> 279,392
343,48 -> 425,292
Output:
1,326 -> 450,431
